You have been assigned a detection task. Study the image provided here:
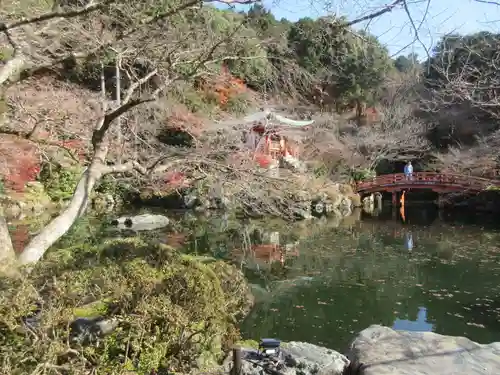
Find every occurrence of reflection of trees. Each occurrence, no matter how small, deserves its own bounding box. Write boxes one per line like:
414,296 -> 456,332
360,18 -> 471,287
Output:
359,219 -> 500,249
241,220 -> 500,350
241,236 -> 422,351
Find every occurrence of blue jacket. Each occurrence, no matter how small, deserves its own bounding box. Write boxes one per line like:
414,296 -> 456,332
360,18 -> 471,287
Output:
404,164 -> 413,174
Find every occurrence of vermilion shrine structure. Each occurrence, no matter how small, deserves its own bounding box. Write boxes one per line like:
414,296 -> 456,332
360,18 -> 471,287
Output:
240,109 -> 313,170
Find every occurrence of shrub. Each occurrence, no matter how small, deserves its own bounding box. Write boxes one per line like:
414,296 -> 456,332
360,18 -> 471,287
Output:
0,239 -> 253,374
172,86 -> 216,114
38,163 -> 81,201
350,168 -> 376,182
224,92 -> 251,114
95,175 -> 134,200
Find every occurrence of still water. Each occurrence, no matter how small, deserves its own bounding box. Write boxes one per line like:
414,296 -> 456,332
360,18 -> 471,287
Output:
9,203 -> 500,351
238,205 -> 500,351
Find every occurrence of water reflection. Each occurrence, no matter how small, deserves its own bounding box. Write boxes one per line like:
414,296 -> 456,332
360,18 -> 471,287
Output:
231,230 -> 300,270
405,231 -> 413,251
240,205 -> 500,351
393,307 -> 434,332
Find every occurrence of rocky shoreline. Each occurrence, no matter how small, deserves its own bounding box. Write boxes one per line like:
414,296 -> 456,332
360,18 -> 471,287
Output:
1,173 -> 362,222
134,176 -> 362,220
227,325 -> 500,375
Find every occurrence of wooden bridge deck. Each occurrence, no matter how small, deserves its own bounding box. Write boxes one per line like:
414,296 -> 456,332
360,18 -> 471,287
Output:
356,172 -> 500,195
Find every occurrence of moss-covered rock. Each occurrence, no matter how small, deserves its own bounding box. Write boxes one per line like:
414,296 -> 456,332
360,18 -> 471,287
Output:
0,238 -> 253,374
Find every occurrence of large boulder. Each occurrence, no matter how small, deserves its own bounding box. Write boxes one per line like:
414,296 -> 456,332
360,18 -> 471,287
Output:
282,341 -> 350,374
348,325 -> 500,375
222,341 -> 349,375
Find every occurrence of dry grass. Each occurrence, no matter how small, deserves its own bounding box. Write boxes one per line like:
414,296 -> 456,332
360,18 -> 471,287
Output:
4,76 -> 100,141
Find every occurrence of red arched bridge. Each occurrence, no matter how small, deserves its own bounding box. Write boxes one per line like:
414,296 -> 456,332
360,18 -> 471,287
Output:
356,172 -> 500,196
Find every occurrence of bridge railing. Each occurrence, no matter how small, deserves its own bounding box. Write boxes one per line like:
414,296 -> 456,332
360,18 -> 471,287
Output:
356,172 -> 500,192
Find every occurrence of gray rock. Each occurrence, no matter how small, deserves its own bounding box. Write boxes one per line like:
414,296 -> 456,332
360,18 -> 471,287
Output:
223,341 -> 349,375
184,193 -> 198,208
293,207 -> 312,219
362,195 -> 375,214
69,317 -> 119,345
112,214 -> 170,231
283,341 -> 349,375
348,325 -> 500,375
92,193 -> 115,212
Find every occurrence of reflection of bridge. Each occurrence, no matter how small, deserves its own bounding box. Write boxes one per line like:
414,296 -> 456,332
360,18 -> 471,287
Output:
356,172 -> 500,205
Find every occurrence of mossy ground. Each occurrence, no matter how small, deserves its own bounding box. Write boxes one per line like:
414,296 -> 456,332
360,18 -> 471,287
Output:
0,238 -> 253,374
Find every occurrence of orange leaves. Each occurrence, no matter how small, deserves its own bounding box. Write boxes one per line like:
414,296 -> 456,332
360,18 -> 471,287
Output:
0,130 -> 87,192
217,76 -> 246,107
201,65 -> 248,107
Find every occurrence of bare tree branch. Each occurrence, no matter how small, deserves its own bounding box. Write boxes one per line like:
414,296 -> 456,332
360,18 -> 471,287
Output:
0,0 -> 116,31
345,0 -> 404,27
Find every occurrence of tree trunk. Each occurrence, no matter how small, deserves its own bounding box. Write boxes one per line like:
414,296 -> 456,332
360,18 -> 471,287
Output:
356,99 -> 363,118
0,213 -> 15,260
0,55 -> 25,85
115,58 -> 123,164
0,208 -> 17,276
17,162 -> 104,266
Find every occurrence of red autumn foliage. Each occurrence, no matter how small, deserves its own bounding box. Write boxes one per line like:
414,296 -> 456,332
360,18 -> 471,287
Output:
3,160 -> 41,192
9,224 -> 31,253
199,65 -> 248,107
0,136 -> 40,192
0,130 -> 87,192
37,130 -> 88,161
254,153 -> 273,168
163,171 -> 189,188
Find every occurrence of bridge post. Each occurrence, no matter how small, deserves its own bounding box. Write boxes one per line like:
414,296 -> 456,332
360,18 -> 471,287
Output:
437,194 -> 444,208
391,191 -> 397,206
375,192 -> 382,209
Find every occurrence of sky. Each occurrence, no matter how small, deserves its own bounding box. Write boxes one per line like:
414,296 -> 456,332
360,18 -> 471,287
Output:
220,0 -> 500,58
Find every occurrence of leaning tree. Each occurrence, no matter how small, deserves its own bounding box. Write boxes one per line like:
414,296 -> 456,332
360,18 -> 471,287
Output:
0,0 -> 265,268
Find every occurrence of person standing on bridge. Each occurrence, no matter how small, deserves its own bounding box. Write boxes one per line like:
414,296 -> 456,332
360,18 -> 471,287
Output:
404,161 -> 413,180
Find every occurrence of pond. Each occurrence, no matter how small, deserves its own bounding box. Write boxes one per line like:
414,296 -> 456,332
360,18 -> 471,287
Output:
9,203 -> 500,352
239,205 -> 500,352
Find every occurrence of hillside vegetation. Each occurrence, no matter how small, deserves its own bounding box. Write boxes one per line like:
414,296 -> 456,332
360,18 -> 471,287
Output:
1,1 -> 500,373
0,0 -> 499,262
